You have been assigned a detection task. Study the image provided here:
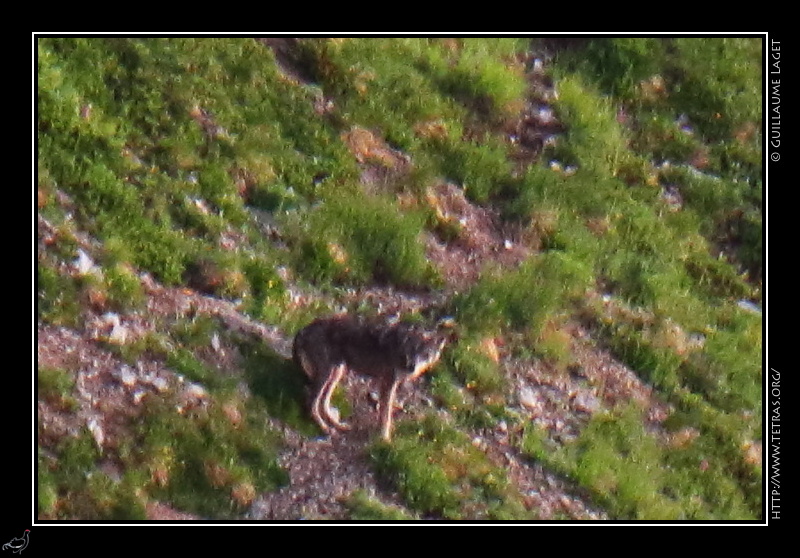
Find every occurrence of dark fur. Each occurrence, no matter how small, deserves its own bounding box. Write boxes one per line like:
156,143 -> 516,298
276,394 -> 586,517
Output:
292,315 -> 446,441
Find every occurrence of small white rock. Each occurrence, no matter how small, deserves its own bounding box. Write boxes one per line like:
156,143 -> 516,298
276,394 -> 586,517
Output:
687,334 -> 706,350
535,107 -> 555,125
87,416 -> 104,449
117,365 -> 137,387
184,382 -> 208,400
108,321 -> 128,345
519,386 -> 541,411
149,376 -> 170,393
572,391 -> 600,414
737,300 -> 761,314
133,390 -> 147,405
74,249 -> 95,275
192,197 -> 211,214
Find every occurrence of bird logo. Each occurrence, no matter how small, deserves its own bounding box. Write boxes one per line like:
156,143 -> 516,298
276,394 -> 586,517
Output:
2,530 -> 29,554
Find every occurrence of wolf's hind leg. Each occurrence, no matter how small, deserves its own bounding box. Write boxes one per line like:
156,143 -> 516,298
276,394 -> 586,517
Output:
318,363 -> 351,431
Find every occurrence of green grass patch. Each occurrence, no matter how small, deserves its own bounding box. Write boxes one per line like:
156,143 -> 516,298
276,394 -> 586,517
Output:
38,383 -> 287,520
240,337 -> 316,435
292,190 -> 437,288
344,490 -> 416,520
38,431 -> 148,520
445,336 -> 505,397
454,250 -> 592,335
553,74 -> 631,178
37,263 -> 83,327
371,415 -> 529,519
37,367 -> 78,411
524,404 -> 759,520
134,397 -> 287,518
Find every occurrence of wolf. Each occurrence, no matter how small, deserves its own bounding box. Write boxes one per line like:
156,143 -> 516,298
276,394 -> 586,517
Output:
292,315 -> 447,441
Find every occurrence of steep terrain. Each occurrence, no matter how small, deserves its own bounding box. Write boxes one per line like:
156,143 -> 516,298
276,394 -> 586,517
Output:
36,37 -> 763,521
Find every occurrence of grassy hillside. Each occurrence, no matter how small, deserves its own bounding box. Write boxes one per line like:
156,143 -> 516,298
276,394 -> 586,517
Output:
36,37 -> 763,521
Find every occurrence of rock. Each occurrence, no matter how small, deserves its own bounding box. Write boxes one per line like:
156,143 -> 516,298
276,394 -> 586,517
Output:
74,249 -> 97,276
87,416 -> 104,449
116,365 -> 137,387
572,391 -> 600,414
519,386 -> 542,414
737,300 -> 761,314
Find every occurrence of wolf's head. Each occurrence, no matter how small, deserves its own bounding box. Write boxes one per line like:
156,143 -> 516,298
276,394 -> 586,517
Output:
395,326 -> 446,380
